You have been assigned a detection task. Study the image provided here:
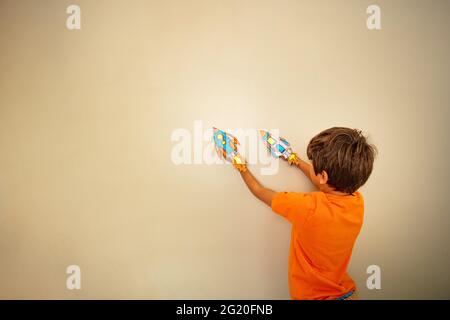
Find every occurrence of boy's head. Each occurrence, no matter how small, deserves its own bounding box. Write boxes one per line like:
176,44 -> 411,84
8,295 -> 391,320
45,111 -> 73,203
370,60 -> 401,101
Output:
306,127 -> 376,194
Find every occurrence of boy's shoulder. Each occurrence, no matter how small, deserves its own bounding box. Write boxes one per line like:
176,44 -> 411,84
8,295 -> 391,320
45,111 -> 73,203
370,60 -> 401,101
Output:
272,190 -> 364,214
313,190 -> 364,200
307,191 -> 365,210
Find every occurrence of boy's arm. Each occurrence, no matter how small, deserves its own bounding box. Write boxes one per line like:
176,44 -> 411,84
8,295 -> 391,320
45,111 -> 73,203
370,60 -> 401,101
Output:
294,157 -> 312,179
239,168 -> 276,207
285,154 -> 316,185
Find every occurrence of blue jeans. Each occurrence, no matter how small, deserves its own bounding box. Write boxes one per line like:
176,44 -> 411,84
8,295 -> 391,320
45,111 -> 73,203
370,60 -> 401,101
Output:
336,290 -> 355,300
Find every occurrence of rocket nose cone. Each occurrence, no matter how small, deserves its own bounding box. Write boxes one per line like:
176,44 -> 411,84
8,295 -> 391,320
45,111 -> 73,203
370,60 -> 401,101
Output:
259,130 -> 268,137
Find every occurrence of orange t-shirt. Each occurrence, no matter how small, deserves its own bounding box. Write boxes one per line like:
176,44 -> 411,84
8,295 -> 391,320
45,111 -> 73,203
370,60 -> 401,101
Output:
271,191 -> 364,300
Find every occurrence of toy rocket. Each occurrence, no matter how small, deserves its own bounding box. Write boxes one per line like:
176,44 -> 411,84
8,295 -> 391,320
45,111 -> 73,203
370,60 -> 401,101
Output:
212,127 -> 247,172
259,130 -> 299,165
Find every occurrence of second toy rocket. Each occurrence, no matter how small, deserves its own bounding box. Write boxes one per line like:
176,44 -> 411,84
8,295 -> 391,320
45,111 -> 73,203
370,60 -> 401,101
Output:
259,130 -> 299,165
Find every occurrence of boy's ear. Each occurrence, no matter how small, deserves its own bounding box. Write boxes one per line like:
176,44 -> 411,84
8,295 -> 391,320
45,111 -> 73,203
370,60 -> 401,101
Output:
319,171 -> 329,185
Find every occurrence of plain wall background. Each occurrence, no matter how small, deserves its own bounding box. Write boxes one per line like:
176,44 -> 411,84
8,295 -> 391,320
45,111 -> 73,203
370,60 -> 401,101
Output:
0,0 -> 449,299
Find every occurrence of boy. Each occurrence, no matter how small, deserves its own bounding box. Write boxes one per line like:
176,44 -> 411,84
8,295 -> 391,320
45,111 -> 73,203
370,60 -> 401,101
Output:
234,127 -> 376,300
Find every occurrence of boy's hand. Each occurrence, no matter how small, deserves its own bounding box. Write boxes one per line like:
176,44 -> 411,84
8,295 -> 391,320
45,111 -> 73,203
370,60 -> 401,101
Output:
287,153 -> 300,166
279,152 -> 300,166
232,156 -> 247,172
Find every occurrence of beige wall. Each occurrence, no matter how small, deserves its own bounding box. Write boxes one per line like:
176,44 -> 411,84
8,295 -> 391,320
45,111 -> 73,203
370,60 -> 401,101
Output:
0,0 -> 449,299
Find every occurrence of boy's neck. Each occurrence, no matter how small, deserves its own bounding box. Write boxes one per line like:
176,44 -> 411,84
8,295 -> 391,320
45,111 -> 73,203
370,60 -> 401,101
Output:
326,190 -> 351,196
321,185 -> 351,196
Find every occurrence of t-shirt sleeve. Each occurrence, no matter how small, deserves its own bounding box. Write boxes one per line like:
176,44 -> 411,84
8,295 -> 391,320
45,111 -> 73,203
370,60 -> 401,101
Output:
271,192 -> 315,227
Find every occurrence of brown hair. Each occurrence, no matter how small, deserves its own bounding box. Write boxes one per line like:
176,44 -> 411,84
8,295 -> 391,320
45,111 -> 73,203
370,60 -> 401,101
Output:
306,127 -> 377,194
